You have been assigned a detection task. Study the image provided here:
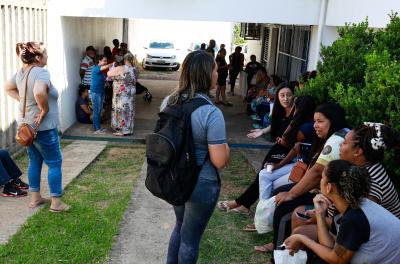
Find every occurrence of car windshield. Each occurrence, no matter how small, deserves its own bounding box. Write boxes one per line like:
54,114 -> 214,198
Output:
149,42 -> 174,49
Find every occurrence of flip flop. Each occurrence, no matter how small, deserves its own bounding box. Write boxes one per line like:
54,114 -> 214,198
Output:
243,223 -> 256,232
230,206 -> 251,216
29,198 -> 50,208
217,200 -> 231,212
254,243 -> 274,253
49,204 -> 71,213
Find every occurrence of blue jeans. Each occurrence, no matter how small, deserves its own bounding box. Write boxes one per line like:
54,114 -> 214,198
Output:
166,178 -> 220,264
27,128 -> 63,197
0,149 -> 22,185
90,92 -> 103,131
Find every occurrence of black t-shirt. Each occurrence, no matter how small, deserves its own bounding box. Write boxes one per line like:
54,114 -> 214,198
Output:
216,56 -> 228,75
330,208 -> 370,251
245,61 -> 262,76
206,47 -> 215,58
76,97 -> 90,120
229,53 -> 244,70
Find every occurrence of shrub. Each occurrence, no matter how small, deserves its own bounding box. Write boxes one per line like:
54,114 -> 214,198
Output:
297,14 -> 400,179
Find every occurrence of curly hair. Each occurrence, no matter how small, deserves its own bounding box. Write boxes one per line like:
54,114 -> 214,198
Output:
326,160 -> 370,209
352,124 -> 399,164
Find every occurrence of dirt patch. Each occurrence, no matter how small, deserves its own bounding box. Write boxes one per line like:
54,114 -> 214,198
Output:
107,148 -> 136,160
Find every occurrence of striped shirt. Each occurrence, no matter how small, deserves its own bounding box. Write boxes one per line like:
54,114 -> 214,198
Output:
328,163 -> 400,219
367,163 -> 400,219
80,55 -> 94,85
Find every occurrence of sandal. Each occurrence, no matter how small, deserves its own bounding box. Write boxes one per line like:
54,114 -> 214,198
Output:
49,203 -> 71,213
217,200 -> 233,212
254,242 -> 274,253
29,198 -> 50,208
243,223 -> 256,232
230,206 -> 251,216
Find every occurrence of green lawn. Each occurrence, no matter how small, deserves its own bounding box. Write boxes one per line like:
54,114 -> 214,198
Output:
0,144 -> 145,264
198,150 -> 273,264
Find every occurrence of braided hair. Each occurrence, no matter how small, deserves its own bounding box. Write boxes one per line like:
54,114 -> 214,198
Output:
352,123 -> 399,164
326,160 -> 370,209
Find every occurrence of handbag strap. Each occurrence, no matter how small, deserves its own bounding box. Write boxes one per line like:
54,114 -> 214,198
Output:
22,66 -> 34,118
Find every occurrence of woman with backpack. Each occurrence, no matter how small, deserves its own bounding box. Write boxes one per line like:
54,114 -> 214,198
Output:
164,50 -> 230,264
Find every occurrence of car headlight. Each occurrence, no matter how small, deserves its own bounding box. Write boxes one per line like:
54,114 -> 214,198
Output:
146,54 -> 152,59
171,55 -> 176,59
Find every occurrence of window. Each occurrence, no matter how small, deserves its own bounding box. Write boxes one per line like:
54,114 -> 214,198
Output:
149,42 -> 174,49
240,23 -> 261,40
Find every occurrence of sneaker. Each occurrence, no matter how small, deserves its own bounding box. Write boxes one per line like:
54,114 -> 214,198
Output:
93,129 -> 106,135
11,178 -> 29,190
2,182 -> 27,197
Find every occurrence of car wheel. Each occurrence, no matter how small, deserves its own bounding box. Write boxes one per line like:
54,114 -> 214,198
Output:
173,64 -> 180,71
142,60 -> 149,70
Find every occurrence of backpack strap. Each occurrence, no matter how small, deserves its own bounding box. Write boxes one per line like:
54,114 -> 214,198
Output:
181,97 -> 211,115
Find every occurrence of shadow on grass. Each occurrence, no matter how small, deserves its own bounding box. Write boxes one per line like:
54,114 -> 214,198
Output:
198,150 -> 273,264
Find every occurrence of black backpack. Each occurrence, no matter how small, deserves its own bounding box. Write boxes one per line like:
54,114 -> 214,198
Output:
145,97 -> 211,205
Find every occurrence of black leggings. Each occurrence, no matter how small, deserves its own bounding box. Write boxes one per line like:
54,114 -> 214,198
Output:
235,144 -> 291,209
229,69 -> 240,92
272,184 -> 315,248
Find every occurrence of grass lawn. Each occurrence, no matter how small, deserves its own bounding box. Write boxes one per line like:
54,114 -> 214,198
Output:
198,150 -> 273,264
0,144 -> 145,264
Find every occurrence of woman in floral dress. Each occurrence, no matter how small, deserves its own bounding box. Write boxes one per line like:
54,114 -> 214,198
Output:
107,53 -> 137,136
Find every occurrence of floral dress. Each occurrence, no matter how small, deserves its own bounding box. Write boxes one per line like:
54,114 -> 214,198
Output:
111,65 -> 137,134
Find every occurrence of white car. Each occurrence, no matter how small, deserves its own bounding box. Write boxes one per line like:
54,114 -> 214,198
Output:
142,41 -> 180,70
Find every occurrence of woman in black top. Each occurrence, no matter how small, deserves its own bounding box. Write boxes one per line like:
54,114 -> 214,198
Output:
215,48 -> 231,106
217,83 -> 295,214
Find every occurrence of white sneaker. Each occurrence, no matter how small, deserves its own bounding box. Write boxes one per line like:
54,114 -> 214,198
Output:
93,129 -> 106,135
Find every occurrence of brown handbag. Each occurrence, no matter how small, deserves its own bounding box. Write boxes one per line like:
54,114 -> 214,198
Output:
288,144 -> 309,183
16,67 -> 37,147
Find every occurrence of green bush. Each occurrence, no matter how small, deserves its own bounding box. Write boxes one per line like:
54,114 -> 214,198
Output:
297,20 -> 375,104
297,14 -> 400,179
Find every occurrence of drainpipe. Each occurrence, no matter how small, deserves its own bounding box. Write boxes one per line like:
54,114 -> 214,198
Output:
312,0 -> 328,69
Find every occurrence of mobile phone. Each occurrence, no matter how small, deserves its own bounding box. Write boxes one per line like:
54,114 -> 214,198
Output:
296,211 -> 312,220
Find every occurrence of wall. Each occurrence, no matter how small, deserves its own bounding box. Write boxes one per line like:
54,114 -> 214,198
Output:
0,0 -> 47,151
326,0 -> 400,28
47,0 -> 321,26
47,16 -> 123,132
307,25 -> 339,70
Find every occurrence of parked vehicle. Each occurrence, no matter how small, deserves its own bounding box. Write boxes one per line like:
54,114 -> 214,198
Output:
142,41 -> 180,70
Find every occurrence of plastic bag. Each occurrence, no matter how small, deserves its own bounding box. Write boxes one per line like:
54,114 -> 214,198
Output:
254,196 -> 276,234
274,249 -> 307,264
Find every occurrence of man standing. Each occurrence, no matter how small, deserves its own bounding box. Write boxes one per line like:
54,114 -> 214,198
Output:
80,46 -> 96,88
228,46 -> 244,96
245,55 -> 262,88
206,39 -> 216,57
112,39 -> 120,56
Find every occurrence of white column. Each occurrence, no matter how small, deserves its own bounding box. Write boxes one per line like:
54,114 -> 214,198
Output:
310,0 -> 328,69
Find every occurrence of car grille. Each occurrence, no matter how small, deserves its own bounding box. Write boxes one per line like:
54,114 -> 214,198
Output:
152,62 -> 171,65
151,56 -> 172,59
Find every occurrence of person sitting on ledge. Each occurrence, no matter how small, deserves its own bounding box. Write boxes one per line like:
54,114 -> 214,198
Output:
0,149 -> 29,197
76,84 -> 93,124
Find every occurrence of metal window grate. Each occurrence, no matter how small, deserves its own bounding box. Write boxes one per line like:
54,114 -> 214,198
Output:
240,23 -> 261,40
261,27 -> 270,67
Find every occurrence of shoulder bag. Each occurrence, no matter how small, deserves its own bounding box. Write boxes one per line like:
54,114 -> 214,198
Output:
15,67 -> 37,146
288,144 -> 309,183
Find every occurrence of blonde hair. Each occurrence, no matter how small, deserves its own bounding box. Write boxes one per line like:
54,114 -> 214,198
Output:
168,51 -> 215,105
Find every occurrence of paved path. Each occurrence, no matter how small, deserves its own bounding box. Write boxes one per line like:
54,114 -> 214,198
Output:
108,147 -> 266,264
109,162 -> 174,264
0,140 -> 107,244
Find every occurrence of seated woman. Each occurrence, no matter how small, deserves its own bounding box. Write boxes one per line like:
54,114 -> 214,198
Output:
290,122 -> 400,243
218,83 -> 295,215
76,85 -> 93,124
285,160 -> 400,264
219,83 -> 295,214
259,95 -> 316,200
255,102 -> 348,253
0,149 -> 29,197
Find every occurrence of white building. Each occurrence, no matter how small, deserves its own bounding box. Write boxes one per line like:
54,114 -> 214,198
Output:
1,0 -> 399,149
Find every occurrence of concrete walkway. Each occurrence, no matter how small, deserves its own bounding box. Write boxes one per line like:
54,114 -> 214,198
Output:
0,140 -> 107,244
109,162 -> 174,264
108,146 -> 267,264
